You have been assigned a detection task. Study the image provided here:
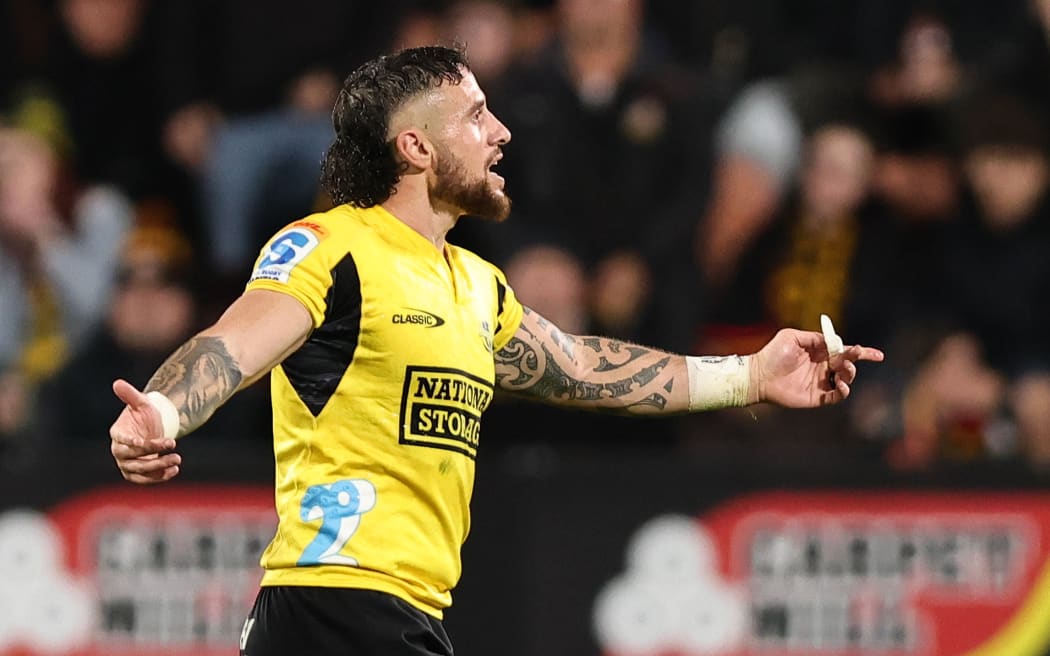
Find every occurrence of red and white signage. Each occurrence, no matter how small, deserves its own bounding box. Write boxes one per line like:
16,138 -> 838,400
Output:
0,486 -> 274,656
596,492 -> 1050,656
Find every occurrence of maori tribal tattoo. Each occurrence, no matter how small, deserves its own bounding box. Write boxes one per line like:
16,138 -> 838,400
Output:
145,336 -> 243,436
494,308 -> 682,415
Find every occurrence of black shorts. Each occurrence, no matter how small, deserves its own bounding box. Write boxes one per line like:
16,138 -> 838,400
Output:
239,586 -> 453,656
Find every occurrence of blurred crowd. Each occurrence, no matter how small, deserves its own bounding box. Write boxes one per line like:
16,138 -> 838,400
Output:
2,0 -> 1050,476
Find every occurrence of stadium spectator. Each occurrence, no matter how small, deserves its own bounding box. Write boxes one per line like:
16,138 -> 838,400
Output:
694,78 -> 804,294
483,0 -> 715,352
155,0 -> 421,280
700,120 -> 885,354
438,0 -> 521,87
843,104 -> 965,454
686,119 -> 899,454
868,12 -> 962,108
0,123 -> 132,384
0,119 -> 132,457
39,213 -> 271,443
37,0 -> 172,199
891,94 -> 1050,470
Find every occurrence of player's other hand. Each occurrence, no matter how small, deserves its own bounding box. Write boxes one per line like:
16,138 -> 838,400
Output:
109,379 -> 182,484
750,328 -> 884,408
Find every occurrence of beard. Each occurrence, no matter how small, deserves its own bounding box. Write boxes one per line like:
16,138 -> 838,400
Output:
429,144 -> 511,222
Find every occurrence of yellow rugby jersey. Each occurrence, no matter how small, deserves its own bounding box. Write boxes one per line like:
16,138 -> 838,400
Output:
244,204 -> 523,617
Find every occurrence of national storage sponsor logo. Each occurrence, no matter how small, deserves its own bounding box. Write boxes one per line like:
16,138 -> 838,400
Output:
398,366 -> 493,459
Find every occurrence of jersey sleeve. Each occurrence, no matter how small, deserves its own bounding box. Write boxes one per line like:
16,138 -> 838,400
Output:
245,220 -> 336,328
492,268 -> 525,352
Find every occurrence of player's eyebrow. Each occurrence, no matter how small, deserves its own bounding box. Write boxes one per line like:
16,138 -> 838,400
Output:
465,98 -> 485,118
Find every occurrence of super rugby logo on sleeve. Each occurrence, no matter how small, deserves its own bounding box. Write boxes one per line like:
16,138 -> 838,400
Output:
249,226 -> 321,284
398,366 -> 493,459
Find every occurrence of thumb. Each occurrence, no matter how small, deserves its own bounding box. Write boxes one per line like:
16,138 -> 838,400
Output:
113,379 -> 151,409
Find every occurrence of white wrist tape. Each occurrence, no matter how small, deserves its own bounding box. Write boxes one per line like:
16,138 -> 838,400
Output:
146,391 -> 180,440
686,355 -> 751,411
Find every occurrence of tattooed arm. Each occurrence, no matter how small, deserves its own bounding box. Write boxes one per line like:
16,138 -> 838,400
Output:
141,289 -> 313,435
494,307 -> 701,415
494,307 -> 885,415
109,289 -> 312,483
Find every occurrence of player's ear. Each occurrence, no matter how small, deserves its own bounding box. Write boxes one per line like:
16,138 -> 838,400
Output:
392,129 -> 433,173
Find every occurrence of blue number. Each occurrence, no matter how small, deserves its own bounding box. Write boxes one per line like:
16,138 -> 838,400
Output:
297,479 -> 376,566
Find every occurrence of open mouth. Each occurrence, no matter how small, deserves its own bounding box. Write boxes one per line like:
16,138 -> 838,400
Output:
487,153 -> 504,185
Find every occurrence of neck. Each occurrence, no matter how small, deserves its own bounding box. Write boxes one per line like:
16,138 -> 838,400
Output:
381,182 -> 459,251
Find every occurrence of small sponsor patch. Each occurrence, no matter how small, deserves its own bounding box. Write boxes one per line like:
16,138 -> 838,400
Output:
249,227 -> 321,284
291,220 -> 328,237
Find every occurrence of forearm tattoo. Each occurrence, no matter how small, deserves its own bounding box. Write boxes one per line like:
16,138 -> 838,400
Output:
144,336 -> 243,435
495,309 -> 679,415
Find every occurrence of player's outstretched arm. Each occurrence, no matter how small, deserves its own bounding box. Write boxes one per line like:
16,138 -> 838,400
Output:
493,307 -> 883,415
109,289 -> 312,484
494,307 -> 690,414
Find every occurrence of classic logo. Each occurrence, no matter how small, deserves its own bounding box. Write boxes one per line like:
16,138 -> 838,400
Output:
398,366 -> 493,459
392,308 -> 446,328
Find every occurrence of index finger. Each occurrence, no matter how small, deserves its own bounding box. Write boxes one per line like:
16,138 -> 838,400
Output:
841,344 -> 885,363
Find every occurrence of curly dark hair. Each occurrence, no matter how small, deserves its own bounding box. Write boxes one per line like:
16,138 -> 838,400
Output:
320,45 -> 469,208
